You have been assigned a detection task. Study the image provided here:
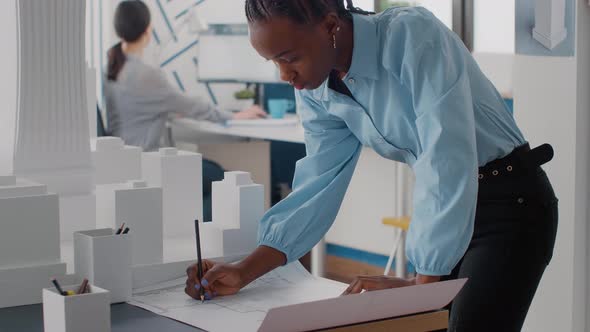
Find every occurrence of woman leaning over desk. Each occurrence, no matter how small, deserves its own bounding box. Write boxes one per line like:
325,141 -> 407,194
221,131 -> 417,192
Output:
185,1 -> 558,331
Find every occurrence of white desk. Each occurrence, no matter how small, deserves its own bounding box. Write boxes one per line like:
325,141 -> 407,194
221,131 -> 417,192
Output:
169,115 -> 305,144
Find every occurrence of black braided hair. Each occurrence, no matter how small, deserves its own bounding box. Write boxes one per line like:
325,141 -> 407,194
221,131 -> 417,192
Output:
245,0 -> 373,24
107,0 -> 151,81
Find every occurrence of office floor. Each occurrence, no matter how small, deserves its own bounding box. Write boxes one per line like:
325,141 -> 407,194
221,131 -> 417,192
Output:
326,255 -> 396,283
298,252 -> 395,284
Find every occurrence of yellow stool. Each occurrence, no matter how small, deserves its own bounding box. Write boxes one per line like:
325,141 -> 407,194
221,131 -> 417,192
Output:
382,217 -> 410,276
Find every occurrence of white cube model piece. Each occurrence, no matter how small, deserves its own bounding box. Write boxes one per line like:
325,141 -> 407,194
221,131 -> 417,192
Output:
0,262 -> 67,309
74,229 -> 132,303
142,148 -> 203,239
533,0 -> 567,50
43,284 -> 111,332
0,177 -> 61,267
0,176 -> 67,308
96,180 -> 163,266
91,137 -> 142,185
202,172 -> 264,257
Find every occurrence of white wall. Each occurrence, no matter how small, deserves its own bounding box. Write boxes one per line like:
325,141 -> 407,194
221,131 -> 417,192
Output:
515,54 -> 577,332
472,52 -> 514,98
575,2 -> 590,331
0,0 -> 18,175
86,0 -> 106,110
514,2 -> 588,331
326,149 -> 398,256
473,0 -> 515,53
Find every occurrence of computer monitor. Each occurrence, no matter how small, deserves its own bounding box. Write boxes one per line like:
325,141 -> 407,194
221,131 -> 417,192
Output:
198,24 -> 281,83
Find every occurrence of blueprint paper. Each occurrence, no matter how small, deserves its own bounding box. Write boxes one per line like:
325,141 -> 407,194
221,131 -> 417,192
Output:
130,262 -> 465,332
259,278 -> 467,332
129,262 -> 347,332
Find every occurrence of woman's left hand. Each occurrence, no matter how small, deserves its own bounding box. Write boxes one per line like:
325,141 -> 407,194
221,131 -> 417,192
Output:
341,276 -> 414,296
341,274 -> 441,296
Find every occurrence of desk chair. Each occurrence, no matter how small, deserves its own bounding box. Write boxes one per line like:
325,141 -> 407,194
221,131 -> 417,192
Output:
382,216 -> 410,276
97,105 -> 110,137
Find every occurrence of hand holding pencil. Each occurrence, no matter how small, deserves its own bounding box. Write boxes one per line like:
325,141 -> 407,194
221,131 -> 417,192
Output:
184,220 -> 243,301
184,259 -> 243,300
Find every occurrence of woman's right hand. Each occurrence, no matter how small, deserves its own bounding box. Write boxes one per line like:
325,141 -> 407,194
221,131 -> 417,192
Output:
233,105 -> 267,120
185,260 -> 245,300
184,246 -> 287,300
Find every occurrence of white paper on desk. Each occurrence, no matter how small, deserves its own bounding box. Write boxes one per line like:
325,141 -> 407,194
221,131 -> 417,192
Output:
129,262 -> 347,332
226,118 -> 299,127
259,278 -> 467,332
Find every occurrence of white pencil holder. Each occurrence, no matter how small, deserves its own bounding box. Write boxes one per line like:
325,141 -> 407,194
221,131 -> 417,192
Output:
42,284 -> 111,332
74,228 -> 132,303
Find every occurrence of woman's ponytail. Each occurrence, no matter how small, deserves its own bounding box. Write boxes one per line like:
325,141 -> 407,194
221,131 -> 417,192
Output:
107,42 -> 126,81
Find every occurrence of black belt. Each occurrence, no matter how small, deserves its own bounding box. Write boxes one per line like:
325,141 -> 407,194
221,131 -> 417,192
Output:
478,143 -> 554,182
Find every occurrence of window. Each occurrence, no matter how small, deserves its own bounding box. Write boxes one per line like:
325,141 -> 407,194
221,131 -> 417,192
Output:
354,0 -> 375,12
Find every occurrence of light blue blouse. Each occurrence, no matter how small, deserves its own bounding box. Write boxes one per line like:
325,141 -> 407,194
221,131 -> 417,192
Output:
258,7 -> 525,276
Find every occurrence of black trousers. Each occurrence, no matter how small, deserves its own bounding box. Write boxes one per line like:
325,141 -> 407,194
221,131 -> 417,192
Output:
441,163 -> 558,331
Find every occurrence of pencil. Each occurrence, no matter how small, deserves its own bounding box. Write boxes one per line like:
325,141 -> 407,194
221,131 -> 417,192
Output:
194,219 -> 205,303
51,278 -> 66,296
116,222 -> 126,235
76,278 -> 89,295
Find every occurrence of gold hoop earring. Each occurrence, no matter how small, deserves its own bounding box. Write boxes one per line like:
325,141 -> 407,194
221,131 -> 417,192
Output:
333,26 -> 341,49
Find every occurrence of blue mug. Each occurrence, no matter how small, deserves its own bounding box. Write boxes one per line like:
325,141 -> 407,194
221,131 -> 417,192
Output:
268,99 -> 295,119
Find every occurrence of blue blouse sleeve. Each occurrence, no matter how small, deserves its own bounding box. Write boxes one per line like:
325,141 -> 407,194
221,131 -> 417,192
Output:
257,92 -> 362,263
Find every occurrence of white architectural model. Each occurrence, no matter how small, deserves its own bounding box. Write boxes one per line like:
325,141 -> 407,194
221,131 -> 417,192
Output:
203,172 -> 264,257
0,0 -> 264,312
96,180 -> 163,265
0,176 -> 66,308
13,0 -> 96,240
14,0 -> 92,194
92,137 -> 142,185
533,0 -> 567,50
142,148 -> 203,239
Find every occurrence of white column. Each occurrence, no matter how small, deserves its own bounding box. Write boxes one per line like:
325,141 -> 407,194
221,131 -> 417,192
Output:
533,0 -> 567,50
13,0 -> 92,195
0,0 -> 18,175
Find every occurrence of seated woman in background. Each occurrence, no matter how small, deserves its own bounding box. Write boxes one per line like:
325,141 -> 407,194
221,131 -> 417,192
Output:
104,0 -> 265,221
